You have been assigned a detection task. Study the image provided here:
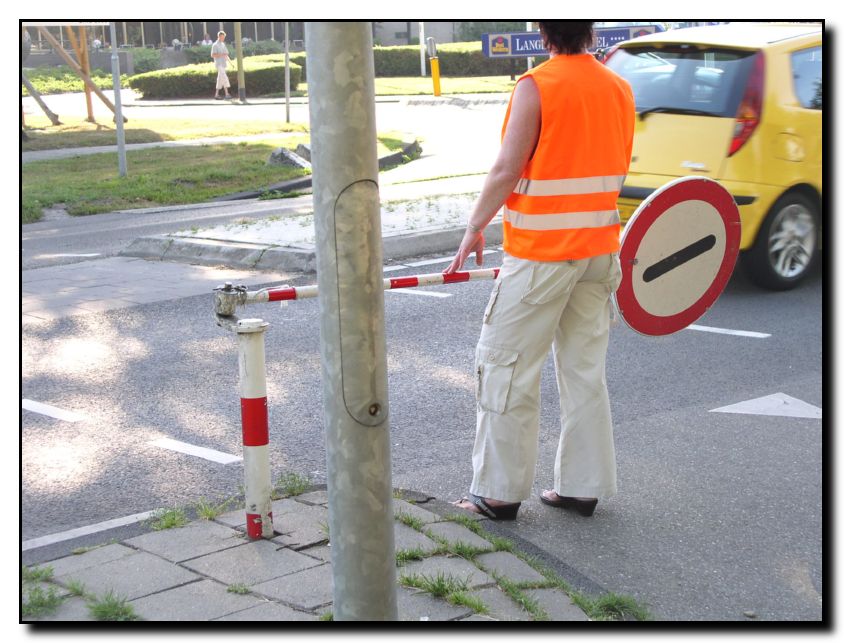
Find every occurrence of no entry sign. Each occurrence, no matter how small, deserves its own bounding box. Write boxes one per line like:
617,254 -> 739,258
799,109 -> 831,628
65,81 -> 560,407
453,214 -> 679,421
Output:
614,176 -> 741,336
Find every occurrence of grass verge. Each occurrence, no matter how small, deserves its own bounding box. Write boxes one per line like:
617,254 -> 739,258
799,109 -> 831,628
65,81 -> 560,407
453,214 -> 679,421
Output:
21,116 -> 306,152
22,132 -> 413,223
21,142 -> 307,223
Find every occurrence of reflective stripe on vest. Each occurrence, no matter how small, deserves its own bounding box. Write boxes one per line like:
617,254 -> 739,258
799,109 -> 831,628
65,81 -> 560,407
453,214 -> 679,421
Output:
504,207 -> 620,231
513,175 -> 625,197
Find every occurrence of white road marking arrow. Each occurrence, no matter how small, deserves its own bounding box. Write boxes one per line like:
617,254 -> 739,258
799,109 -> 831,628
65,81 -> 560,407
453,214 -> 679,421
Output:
710,393 -> 821,419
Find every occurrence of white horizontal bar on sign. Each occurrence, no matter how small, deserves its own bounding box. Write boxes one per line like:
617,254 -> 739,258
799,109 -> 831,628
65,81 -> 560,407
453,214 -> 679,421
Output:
22,509 -> 162,551
22,399 -> 85,422
387,289 -> 452,298
687,324 -> 771,338
150,437 -> 242,464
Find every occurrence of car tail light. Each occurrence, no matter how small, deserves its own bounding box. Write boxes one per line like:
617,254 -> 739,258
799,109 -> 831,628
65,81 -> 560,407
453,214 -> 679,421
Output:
601,44 -> 620,64
728,51 -> 765,156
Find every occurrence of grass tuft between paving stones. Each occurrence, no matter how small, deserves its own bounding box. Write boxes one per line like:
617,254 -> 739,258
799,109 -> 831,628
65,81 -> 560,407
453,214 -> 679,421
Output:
146,507 -> 190,531
21,584 -> 64,619
399,572 -> 490,615
87,590 -> 141,621
194,496 -> 237,520
273,472 -> 312,499
21,564 -> 142,621
391,511 -> 651,621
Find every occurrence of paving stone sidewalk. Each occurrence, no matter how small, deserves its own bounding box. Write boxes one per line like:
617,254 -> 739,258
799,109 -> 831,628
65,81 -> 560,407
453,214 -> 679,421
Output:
22,492 -> 589,622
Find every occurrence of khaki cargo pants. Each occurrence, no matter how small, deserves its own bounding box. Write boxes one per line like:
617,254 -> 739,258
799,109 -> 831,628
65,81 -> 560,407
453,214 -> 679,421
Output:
469,252 -> 622,503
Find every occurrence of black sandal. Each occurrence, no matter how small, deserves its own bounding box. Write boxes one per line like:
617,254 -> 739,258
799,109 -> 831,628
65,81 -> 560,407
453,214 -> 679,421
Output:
456,493 -> 520,520
539,490 -> 598,517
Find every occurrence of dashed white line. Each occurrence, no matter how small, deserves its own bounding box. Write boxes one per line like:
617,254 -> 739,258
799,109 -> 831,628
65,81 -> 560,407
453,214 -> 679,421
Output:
405,256 -> 455,267
22,509 -> 162,551
52,253 -> 102,258
687,324 -> 771,338
22,399 -> 85,422
386,289 -> 452,298
150,437 -> 242,464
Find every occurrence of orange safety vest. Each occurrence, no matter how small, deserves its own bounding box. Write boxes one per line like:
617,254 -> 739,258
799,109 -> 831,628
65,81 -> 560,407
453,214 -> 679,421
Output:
501,54 -> 635,261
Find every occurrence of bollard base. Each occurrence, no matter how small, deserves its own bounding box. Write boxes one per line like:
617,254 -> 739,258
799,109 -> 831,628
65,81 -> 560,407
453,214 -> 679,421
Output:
245,511 -> 274,539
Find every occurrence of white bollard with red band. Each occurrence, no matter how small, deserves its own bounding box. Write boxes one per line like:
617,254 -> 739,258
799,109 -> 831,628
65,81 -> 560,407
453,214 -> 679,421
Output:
236,318 -> 275,539
215,268 -> 500,541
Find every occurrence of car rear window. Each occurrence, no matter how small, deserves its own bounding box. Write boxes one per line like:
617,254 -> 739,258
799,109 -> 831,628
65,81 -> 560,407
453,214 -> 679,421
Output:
606,46 -> 757,117
791,46 -> 822,109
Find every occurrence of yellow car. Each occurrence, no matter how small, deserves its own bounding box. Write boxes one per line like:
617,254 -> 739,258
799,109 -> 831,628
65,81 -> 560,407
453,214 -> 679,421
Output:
605,22 -> 822,289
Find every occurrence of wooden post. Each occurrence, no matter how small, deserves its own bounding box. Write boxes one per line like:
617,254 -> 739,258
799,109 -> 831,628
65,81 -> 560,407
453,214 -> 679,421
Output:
36,27 -> 127,123
63,27 -> 92,122
79,27 -> 94,122
21,73 -> 61,125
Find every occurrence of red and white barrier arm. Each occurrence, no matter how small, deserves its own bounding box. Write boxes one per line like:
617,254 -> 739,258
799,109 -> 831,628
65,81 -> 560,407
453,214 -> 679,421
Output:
245,268 -> 501,305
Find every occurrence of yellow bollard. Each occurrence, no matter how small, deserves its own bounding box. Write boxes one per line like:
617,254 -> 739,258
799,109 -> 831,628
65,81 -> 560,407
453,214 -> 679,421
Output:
430,57 -> 441,96
426,37 -> 441,97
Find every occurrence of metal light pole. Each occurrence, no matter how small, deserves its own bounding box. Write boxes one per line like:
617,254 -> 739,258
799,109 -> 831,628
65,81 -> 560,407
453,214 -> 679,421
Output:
526,21 -> 534,70
304,21 -> 397,621
234,22 -> 246,102
109,22 -> 127,177
419,22 -> 426,76
284,22 -> 290,123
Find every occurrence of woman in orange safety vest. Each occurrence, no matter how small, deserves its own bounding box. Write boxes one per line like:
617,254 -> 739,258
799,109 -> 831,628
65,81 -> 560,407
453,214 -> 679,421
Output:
445,21 -> 635,520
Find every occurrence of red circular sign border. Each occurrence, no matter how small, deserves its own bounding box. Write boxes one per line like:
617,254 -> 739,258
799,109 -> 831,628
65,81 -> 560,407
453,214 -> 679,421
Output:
615,177 -> 741,336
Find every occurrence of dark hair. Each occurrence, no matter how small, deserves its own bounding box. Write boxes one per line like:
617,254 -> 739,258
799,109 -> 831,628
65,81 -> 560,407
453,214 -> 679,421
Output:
537,21 -> 594,54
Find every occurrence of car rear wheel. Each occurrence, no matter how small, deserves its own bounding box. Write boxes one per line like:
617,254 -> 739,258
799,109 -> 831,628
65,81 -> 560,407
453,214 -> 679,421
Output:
742,192 -> 819,290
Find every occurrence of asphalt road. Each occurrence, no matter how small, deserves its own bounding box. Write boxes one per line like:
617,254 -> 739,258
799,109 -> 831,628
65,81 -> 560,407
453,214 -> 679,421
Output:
21,199 -> 310,270
21,248 -> 823,621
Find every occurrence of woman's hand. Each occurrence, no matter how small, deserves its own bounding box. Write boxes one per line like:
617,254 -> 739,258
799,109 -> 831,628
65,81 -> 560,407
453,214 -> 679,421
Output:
443,227 -> 485,275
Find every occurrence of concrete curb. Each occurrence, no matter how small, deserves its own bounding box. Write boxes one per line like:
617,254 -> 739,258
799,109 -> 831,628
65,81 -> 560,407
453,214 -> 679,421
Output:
121,222 -> 503,273
210,137 -> 422,202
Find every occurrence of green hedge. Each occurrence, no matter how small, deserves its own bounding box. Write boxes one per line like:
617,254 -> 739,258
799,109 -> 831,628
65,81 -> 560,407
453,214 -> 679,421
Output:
128,47 -> 164,74
181,39 -> 286,64
373,42 -> 546,77
127,55 -> 302,98
124,40 -> 540,98
22,66 -> 128,95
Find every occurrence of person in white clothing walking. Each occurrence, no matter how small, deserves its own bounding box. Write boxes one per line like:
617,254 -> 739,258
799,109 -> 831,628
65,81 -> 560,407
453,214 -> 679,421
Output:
211,31 -> 232,100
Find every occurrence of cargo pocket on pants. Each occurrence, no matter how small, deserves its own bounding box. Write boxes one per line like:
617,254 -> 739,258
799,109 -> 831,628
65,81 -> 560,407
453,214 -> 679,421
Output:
475,344 -> 519,414
482,280 -> 502,324
520,261 -> 580,305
